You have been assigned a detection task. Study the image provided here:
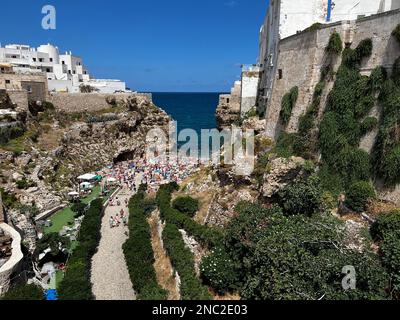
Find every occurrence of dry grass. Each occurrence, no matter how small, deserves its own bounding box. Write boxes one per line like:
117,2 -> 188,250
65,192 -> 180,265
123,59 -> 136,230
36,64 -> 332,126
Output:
148,210 -> 180,300
213,292 -> 241,301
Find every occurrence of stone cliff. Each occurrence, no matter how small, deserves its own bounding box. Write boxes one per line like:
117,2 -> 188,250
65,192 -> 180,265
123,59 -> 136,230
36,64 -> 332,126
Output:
0,93 -> 170,250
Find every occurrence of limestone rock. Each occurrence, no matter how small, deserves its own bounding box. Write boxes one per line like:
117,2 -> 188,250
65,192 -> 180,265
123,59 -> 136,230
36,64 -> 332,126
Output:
262,156 -> 306,198
242,117 -> 266,133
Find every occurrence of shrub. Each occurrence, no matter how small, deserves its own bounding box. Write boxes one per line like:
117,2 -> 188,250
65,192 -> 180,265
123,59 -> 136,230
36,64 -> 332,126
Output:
123,188 -> 167,300
334,147 -> 371,186
360,117 -> 378,136
200,246 -> 239,294
326,32 -> 343,54
369,66 -> 387,92
370,211 -> 400,241
0,188 -> 18,208
172,196 -> 199,217
71,202 -> 87,218
227,202 -> 388,300
280,86 -> 298,126
392,57 -> 400,86
58,198 -> 103,300
157,184 -> 223,248
380,145 -> 400,186
36,233 -> 70,257
1,284 -> 44,300
273,131 -> 296,158
16,177 -> 36,190
0,124 -> 25,145
345,181 -> 376,212
355,39 -> 373,62
392,24 -> 400,44
162,222 -> 211,300
278,175 -> 322,216
370,211 -> 400,299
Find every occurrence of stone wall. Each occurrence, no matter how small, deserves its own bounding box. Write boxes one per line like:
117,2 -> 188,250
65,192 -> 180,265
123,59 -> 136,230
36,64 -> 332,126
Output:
0,223 -> 24,296
49,92 -> 142,113
7,90 -> 29,112
0,73 -> 48,102
264,9 -> 400,139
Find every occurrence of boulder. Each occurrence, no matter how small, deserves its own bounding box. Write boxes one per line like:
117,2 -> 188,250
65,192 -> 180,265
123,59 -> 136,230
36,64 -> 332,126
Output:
262,156 -> 306,198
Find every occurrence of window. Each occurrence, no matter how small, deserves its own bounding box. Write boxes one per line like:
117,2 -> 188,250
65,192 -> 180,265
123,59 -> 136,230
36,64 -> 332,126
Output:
27,86 -> 32,93
39,58 -> 44,62
227,98 -> 230,104
50,58 -> 53,62
5,80 -> 10,84
62,61 -> 65,65
33,58 -> 37,62
73,70 -> 76,74
68,70 -> 72,74
84,71 -> 87,74
0,68 -> 4,73
278,69 -> 283,79
11,55 -> 17,58
46,68 -> 51,72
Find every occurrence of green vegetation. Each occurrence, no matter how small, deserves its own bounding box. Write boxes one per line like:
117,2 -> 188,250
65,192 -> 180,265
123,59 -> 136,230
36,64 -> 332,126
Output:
79,84 -> 99,93
372,66 -> 400,185
36,233 -> 70,257
272,131 -> 296,158
200,246 -> 239,295
371,211 -> 400,299
172,196 -> 199,217
304,22 -> 323,33
392,23 -> 400,44
280,86 -> 299,126
326,32 -> 343,54
58,198 -> 103,300
201,201 -> 389,300
0,187 -> 18,208
71,202 -> 87,218
0,124 -> 25,145
1,284 -> 44,301
156,183 -> 215,300
278,174 -> 322,216
345,181 -> 376,212
157,184 -> 223,249
16,177 -> 36,190
317,38 -> 378,198
360,117 -> 378,136
123,185 -> 167,300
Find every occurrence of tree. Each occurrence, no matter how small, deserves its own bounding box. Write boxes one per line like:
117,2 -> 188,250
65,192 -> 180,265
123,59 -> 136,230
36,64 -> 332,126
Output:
172,196 -> 199,217
220,202 -> 389,300
79,84 -> 99,93
1,284 -> 44,300
278,174 -> 322,216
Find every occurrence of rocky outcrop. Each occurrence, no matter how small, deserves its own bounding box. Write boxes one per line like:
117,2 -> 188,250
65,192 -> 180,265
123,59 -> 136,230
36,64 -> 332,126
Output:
0,94 -> 171,253
262,156 -> 306,198
215,103 -> 240,130
242,117 -> 266,134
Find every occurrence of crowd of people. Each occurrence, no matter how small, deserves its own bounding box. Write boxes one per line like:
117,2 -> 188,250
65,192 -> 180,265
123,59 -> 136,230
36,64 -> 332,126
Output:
99,156 -> 200,194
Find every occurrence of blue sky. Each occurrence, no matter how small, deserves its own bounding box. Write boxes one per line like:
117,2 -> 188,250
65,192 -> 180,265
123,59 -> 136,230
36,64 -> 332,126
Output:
0,0 -> 269,92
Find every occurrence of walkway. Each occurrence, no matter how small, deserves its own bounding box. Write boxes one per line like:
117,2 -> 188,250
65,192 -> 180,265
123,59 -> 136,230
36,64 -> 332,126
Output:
90,188 -> 135,300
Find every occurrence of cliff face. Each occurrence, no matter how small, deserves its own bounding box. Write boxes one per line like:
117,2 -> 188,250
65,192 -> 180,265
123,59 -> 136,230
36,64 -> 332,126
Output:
264,10 -> 400,140
0,94 -> 170,249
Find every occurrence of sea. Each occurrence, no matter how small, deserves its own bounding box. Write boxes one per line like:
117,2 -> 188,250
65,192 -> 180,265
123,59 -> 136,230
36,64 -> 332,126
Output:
151,92 -> 221,136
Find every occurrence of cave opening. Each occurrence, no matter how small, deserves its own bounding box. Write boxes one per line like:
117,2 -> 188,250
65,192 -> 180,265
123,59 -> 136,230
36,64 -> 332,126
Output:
113,150 -> 136,164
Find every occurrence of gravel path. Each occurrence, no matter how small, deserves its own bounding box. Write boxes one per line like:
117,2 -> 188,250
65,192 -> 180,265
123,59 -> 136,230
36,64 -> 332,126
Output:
91,188 -> 136,300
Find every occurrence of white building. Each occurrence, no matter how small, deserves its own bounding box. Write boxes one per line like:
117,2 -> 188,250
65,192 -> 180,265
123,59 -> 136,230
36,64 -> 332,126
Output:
257,0 -> 400,112
0,43 -> 126,93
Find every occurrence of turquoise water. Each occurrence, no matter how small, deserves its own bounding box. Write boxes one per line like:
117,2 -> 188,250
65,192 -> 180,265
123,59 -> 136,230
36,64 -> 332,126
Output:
152,92 -> 222,135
